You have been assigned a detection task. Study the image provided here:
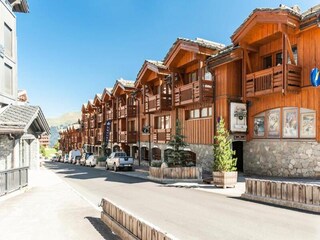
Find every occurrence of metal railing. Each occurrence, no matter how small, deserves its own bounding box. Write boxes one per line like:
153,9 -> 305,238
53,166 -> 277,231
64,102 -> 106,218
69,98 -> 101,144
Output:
0,167 -> 28,196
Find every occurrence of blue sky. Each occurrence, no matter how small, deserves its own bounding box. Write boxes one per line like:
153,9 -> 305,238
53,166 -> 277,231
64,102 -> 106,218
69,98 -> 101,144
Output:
16,0 -> 319,118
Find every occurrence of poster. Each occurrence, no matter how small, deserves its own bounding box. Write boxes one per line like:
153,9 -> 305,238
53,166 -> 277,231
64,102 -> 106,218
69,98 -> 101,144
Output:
283,108 -> 298,138
254,116 -> 265,137
300,112 -> 316,138
230,102 -> 247,132
267,109 -> 280,138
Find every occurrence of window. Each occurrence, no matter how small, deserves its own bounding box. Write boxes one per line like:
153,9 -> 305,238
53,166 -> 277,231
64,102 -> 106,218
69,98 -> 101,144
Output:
288,46 -> 298,64
155,115 -> 170,129
4,23 -> 12,57
263,55 -> 272,69
3,64 -> 13,95
128,121 -> 135,131
186,71 -> 197,83
275,52 -> 282,66
187,107 -> 212,119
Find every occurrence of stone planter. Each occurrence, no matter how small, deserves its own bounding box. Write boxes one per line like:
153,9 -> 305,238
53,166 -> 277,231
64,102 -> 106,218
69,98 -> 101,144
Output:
149,166 -> 201,179
213,171 -> 238,188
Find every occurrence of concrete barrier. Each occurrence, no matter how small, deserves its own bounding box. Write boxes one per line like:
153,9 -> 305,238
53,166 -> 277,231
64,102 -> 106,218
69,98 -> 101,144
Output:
100,198 -> 176,240
242,178 -> 320,213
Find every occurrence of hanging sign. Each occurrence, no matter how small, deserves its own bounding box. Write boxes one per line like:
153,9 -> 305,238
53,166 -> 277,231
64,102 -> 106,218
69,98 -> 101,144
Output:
310,68 -> 320,87
230,102 -> 247,132
105,120 -> 112,144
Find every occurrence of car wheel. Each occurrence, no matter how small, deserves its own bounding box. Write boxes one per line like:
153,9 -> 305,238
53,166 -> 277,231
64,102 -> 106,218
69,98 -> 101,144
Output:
89,162 -> 92,167
113,164 -> 117,172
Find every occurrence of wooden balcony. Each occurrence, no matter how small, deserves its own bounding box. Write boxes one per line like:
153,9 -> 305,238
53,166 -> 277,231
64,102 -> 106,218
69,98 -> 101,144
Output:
174,80 -> 213,106
145,94 -> 172,113
97,113 -> 103,123
96,129 -> 103,142
83,122 -> 88,129
153,129 -> 171,143
89,119 -> 95,128
118,106 -> 137,118
105,110 -> 113,120
246,64 -> 301,97
119,131 -> 137,143
89,136 -> 95,145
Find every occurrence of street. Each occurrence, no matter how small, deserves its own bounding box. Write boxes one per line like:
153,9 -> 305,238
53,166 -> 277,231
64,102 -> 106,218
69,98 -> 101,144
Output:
46,161 -> 320,240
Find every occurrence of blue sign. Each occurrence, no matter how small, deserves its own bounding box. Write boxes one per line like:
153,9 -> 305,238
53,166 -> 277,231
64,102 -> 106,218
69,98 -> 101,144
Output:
105,120 -> 112,145
310,68 -> 320,87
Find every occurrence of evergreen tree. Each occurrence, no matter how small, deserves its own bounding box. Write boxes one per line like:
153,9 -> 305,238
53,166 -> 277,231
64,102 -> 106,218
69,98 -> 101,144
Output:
166,119 -> 189,167
213,117 -> 237,172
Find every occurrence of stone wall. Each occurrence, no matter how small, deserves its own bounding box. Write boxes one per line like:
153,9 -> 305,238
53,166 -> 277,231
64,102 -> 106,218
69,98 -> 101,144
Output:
244,140 -> 320,178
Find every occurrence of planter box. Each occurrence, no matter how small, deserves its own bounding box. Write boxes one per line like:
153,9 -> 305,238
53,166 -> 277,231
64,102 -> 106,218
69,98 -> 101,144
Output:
213,171 -> 238,188
149,166 -> 201,179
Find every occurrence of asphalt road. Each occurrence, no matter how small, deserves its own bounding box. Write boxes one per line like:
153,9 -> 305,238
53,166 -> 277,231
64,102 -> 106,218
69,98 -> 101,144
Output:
46,161 -> 320,240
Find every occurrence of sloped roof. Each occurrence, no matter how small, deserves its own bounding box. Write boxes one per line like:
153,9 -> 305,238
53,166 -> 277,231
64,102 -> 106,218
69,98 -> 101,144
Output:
8,0 -> 29,13
117,78 -> 135,88
0,105 -> 50,134
146,60 -> 167,69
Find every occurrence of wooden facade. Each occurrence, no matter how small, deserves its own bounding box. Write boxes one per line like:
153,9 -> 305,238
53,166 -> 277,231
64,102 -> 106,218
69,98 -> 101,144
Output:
59,4 -> 320,176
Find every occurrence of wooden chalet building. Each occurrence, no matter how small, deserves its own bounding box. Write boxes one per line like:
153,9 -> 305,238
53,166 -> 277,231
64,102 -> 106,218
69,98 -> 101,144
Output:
60,4 -> 320,177
207,4 -> 320,177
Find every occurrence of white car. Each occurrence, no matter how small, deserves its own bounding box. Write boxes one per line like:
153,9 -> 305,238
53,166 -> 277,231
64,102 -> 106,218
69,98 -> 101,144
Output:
51,156 -> 58,162
85,155 -> 97,167
106,152 -> 133,171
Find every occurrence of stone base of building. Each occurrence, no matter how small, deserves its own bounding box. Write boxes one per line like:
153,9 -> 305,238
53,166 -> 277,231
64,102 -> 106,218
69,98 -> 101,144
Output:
244,139 -> 320,178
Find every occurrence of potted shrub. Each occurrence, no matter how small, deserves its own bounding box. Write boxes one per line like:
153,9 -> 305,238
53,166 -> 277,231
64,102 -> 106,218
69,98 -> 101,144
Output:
213,117 -> 237,188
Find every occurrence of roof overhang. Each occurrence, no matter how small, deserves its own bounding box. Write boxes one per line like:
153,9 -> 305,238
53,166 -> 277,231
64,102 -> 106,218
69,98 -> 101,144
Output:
136,61 -> 169,86
9,0 -> 29,13
231,10 -> 300,45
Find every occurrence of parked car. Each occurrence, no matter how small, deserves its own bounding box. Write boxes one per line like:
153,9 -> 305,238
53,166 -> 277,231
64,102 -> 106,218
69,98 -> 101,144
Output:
80,152 -> 93,166
72,155 -> 81,164
85,155 -> 97,167
63,154 -> 69,163
105,152 -> 133,171
51,156 -> 58,162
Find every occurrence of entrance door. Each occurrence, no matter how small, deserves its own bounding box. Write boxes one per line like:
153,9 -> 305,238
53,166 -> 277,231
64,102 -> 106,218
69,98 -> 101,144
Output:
232,141 -> 243,172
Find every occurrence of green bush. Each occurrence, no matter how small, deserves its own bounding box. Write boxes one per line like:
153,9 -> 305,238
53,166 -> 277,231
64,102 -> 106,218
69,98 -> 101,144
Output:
151,160 -> 162,168
97,156 -> 107,162
213,117 -> 237,172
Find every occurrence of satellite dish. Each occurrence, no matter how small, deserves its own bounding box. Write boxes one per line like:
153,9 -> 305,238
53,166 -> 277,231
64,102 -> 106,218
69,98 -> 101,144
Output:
310,68 -> 320,87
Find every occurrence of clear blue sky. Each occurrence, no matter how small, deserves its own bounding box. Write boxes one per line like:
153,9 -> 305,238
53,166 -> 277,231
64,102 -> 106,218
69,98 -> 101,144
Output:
16,0 -> 319,118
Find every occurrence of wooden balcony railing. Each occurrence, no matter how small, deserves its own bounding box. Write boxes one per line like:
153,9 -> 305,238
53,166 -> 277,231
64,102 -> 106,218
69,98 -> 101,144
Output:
153,129 -> 171,143
246,64 -> 301,97
118,106 -> 137,118
145,94 -> 172,113
89,119 -> 95,128
105,110 -> 113,120
96,129 -> 103,142
97,113 -> 103,123
89,136 -> 95,145
174,80 -> 213,106
119,131 -> 137,143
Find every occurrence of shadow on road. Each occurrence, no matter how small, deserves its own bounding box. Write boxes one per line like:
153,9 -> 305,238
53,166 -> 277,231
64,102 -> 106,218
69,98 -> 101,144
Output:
45,161 -> 151,184
85,217 -> 121,240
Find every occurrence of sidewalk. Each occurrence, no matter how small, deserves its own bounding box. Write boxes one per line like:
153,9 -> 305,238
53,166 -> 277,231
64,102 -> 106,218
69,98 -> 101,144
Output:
0,166 -> 120,240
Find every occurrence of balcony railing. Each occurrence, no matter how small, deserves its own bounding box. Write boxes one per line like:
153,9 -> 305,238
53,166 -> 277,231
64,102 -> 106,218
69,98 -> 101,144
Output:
0,167 -> 28,196
153,129 -> 171,143
106,110 -> 113,120
246,64 -> 301,97
174,80 -> 213,106
97,113 -> 103,123
89,119 -> 95,128
145,94 -> 172,113
119,131 -> 137,143
118,106 -> 137,118
96,129 -> 103,142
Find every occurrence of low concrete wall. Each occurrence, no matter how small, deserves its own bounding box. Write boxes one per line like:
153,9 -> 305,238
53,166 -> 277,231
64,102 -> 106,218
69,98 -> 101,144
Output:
100,198 -> 175,240
149,167 -> 201,179
242,178 -> 320,213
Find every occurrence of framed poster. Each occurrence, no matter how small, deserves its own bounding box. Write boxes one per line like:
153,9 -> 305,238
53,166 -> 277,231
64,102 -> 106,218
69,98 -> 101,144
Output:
267,109 -> 280,138
300,112 -> 316,138
254,116 -> 265,137
230,102 -> 247,132
283,108 -> 298,138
